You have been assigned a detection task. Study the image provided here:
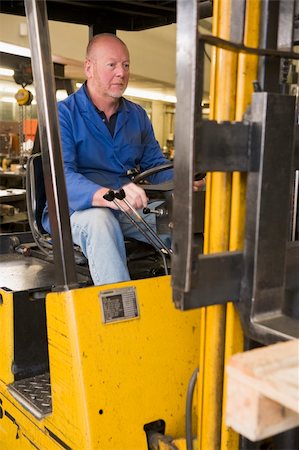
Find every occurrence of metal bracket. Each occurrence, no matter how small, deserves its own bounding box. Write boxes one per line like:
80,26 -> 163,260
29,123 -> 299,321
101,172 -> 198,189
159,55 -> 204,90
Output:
195,120 -> 299,173
238,93 -> 299,343
173,251 -> 244,310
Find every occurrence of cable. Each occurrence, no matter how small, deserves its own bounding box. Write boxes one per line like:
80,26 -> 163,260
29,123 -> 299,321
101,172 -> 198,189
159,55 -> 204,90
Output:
186,367 -> 199,450
204,47 -> 211,63
199,33 -> 299,60
103,189 -> 170,274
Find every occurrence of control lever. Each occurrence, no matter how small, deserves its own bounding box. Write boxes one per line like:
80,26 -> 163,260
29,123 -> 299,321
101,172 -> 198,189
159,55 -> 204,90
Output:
103,189 -> 171,274
115,189 -> 172,256
143,207 -> 167,217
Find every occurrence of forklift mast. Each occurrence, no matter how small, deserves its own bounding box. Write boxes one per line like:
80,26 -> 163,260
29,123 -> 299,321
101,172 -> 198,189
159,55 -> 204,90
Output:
172,0 -> 299,448
172,0 -> 299,343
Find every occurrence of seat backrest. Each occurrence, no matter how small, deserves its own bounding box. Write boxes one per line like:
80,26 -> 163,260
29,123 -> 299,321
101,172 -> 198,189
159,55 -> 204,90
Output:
26,147 -> 90,267
26,152 -> 47,236
26,129 -> 47,235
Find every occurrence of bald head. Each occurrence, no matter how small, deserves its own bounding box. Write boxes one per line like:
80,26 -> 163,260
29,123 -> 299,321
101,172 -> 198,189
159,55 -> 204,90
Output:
86,33 -> 129,59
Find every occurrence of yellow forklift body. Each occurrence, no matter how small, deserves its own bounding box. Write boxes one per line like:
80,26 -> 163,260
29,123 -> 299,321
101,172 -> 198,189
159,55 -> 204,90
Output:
0,275 -> 201,449
0,291 -> 14,385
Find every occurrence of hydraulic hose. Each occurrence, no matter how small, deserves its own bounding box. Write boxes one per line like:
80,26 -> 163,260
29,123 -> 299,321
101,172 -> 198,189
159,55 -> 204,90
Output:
186,367 -> 199,450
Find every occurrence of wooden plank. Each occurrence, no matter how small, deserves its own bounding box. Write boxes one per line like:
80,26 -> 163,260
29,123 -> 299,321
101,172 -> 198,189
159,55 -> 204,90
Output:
226,339 -> 299,441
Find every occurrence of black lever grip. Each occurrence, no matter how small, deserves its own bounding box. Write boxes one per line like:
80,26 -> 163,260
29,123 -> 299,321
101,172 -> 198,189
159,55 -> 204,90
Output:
115,189 -> 126,200
103,190 -> 115,201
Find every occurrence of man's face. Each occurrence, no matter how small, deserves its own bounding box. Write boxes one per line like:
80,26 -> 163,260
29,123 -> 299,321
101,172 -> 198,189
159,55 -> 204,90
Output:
84,37 -> 130,99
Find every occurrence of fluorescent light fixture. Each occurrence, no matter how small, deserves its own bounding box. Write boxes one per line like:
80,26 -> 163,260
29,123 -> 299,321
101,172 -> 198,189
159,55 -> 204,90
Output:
56,90 -> 68,101
0,41 -> 31,57
75,83 -> 176,103
125,87 -> 176,103
0,95 -> 36,105
0,96 -> 16,103
0,68 -> 14,77
0,84 -> 20,94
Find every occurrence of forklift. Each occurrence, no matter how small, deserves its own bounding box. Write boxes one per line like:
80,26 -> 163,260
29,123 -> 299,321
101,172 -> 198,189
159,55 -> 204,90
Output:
0,1 -> 298,449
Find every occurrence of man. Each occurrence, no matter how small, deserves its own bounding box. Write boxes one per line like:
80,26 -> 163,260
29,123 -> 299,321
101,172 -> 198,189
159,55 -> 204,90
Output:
42,33 -> 174,285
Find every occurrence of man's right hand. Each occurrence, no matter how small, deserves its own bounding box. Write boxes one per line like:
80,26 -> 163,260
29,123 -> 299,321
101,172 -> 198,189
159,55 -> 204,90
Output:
92,183 -> 148,211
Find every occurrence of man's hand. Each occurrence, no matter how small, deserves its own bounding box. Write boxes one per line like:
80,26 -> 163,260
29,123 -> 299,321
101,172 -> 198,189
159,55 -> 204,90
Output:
193,178 -> 206,192
92,183 -> 148,211
121,182 -> 148,210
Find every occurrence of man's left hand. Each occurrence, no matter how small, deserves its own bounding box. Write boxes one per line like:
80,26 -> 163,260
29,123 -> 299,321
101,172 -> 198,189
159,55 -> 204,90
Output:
193,178 -> 206,192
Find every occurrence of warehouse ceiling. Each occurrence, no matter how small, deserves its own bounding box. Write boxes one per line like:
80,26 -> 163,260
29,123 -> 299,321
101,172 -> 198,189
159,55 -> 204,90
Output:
0,1 -> 177,31
0,1 -> 212,31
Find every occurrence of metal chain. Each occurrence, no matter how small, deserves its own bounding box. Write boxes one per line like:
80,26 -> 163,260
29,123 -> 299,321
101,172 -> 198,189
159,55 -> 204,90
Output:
18,104 -> 25,166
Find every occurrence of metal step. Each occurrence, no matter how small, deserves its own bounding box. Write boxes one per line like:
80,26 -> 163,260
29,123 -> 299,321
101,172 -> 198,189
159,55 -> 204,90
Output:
8,373 -> 52,419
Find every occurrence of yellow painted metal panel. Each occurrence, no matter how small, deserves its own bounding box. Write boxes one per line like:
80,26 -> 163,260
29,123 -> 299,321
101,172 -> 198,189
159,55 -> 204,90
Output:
40,276 -> 202,449
0,390 -> 62,450
0,290 -> 14,384
0,270 -> 201,445
0,277 -> 201,449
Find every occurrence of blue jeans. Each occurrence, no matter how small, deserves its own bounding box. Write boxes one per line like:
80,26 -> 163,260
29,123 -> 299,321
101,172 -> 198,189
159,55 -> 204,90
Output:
70,202 -> 170,286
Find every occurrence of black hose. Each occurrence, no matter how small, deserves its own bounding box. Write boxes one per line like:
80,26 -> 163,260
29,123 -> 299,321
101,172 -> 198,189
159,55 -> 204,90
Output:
186,367 -> 199,450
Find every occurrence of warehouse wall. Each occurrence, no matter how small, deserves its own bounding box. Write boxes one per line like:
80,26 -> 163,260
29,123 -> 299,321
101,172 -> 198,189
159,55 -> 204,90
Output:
0,13 -> 176,85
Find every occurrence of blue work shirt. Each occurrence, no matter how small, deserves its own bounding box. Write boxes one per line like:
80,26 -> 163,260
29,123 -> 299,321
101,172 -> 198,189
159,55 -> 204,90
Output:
42,85 -> 173,233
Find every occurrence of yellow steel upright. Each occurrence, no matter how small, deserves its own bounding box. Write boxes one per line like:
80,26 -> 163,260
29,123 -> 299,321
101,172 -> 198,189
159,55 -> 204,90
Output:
199,0 -> 260,449
221,2 -> 261,449
199,0 -> 237,449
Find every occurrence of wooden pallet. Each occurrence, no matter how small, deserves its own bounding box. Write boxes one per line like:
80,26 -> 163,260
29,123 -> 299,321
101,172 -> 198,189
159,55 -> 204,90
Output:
226,339 -> 299,441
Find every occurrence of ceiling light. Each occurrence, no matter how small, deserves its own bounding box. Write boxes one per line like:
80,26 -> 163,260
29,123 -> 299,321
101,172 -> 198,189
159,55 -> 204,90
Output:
76,83 -> 176,103
56,90 -> 68,101
125,87 -> 176,103
0,84 -> 20,94
0,41 -> 31,57
0,96 -> 16,103
0,68 -> 14,77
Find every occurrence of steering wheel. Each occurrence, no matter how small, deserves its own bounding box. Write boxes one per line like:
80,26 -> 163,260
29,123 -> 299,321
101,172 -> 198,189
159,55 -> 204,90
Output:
133,162 -> 174,192
132,162 -> 205,236
132,162 -> 205,188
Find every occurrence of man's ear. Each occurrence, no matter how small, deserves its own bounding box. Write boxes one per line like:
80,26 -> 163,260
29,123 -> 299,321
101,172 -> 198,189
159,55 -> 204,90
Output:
84,58 -> 92,78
